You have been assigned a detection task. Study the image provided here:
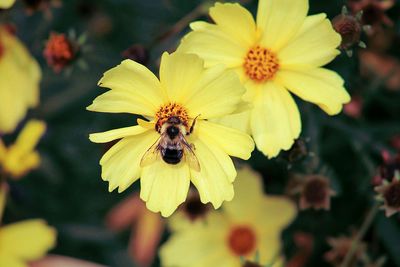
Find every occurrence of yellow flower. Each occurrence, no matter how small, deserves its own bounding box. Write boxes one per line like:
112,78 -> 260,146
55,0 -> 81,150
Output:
0,0 -> 15,9
88,52 -> 254,217
0,26 -> 41,134
160,166 -> 297,266
0,185 -> 57,267
0,120 -> 46,178
178,0 -> 351,158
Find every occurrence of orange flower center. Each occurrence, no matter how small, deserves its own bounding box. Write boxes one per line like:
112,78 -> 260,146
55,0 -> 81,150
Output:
243,45 -> 279,83
155,103 -> 189,132
228,226 -> 256,256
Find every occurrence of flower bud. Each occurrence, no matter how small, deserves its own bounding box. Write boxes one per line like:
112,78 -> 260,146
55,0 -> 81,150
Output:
43,32 -> 77,73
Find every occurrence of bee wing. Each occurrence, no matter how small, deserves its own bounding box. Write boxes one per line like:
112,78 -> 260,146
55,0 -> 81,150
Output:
140,135 -> 162,168
180,134 -> 201,172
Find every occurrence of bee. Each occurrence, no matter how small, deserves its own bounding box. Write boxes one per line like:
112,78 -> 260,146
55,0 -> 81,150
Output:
140,116 -> 201,172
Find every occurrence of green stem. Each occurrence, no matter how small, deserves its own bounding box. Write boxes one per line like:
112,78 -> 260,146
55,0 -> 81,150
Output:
339,203 -> 380,267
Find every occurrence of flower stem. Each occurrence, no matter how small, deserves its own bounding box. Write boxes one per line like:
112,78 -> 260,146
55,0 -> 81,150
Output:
339,202 -> 380,267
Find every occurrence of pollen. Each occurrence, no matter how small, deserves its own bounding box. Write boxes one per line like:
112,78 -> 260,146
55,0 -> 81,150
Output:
155,103 -> 189,132
243,45 -> 279,83
227,226 -> 256,256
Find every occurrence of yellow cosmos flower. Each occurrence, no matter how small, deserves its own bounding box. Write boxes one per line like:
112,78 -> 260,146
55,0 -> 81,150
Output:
0,0 -> 15,9
0,120 -> 46,178
88,52 -> 255,217
0,26 -> 41,134
178,0 -> 351,158
0,185 -> 57,267
160,166 -> 297,266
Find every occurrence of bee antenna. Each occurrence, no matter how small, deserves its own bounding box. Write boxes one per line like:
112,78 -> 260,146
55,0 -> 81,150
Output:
189,114 -> 201,134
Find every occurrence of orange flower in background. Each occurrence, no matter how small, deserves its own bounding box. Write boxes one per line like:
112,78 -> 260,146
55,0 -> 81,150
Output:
0,26 -> 41,134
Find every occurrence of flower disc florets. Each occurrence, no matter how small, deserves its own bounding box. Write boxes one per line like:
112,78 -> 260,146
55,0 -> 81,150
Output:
155,103 -> 189,133
243,46 -> 279,83
228,226 -> 257,256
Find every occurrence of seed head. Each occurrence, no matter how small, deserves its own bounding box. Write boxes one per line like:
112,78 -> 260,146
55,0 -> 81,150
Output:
43,32 -> 76,73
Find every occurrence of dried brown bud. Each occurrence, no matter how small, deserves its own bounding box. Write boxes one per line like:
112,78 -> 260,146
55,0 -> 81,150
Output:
122,44 -> 149,65
373,151 -> 400,185
299,175 -> 336,210
375,178 -> 400,217
348,0 -> 394,27
43,32 -> 77,73
325,235 -> 366,266
284,139 -> 309,163
182,190 -> 210,221
332,12 -> 362,50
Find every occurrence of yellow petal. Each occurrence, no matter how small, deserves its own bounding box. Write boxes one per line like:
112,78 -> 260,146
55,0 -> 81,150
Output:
250,82 -> 301,158
160,214 -> 231,267
257,196 -> 297,233
209,2 -> 257,46
0,28 -> 41,134
92,59 -> 164,115
0,139 -> 6,163
178,21 -> 246,68
195,120 -> 254,160
190,139 -> 234,209
214,110 -> 251,135
89,125 -> 147,143
183,66 -> 246,119
279,14 -> 341,70
223,166 -> 264,221
256,235 -> 284,266
277,68 -> 351,115
140,161 -> 190,217
159,52 -> 204,104
14,120 -> 46,154
257,0 -> 308,51
100,131 -> 158,193
0,0 -> 15,8
87,88 -> 156,117
0,255 -> 25,267
0,219 -> 56,261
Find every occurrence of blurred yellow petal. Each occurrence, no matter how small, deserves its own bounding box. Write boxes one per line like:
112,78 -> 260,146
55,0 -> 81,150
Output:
0,255 -> 25,267
100,131 -> 159,193
190,139 -> 234,209
183,66 -> 246,119
89,125 -> 147,143
0,220 -> 56,261
277,68 -> 351,115
0,0 -> 16,8
2,120 -> 45,178
195,120 -> 254,160
257,0 -> 309,51
258,196 -> 297,234
253,234 -> 282,266
280,15 -> 341,70
14,120 -> 46,154
250,82 -> 301,158
0,139 -> 6,162
93,59 -> 164,116
179,21 -> 246,68
140,161 -> 190,217
0,28 -> 41,134
223,166 -> 264,221
209,2 -> 257,46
